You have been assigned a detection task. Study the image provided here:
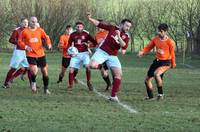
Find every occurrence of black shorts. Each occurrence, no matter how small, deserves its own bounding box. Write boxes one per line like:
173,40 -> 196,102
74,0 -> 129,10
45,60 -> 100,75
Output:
27,56 -> 47,68
62,57 -> 71,68
102,62 -> 109,70
147,59 -> 171,77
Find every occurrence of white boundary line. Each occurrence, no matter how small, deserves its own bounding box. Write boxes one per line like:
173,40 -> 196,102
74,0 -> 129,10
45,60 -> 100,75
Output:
78,79 -> 137,113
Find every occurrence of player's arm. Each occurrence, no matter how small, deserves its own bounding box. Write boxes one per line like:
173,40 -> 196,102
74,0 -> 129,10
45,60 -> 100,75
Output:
18,31 -> 32,51
41,29 -> 52,50
87,34 -> 98,47
87,13 -> 100,26
169,41 -> 176,68
137,39 -> 155,57
9,30 -> 18,45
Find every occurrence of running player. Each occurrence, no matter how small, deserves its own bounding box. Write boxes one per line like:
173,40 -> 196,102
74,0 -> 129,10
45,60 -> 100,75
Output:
137,23 -> 176,100
18,16 -> 52,94
67,21 -> 97,91
2,17 -> 31,88
57,25 -> 78,84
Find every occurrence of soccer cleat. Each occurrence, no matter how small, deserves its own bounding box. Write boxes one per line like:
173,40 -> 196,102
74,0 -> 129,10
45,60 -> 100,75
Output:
57,80 -> 62,84
87,81 -> 93,91
157,94 -> 164,100
67,85 -> 73,91
109,96 -> 119,102
31,82 -> 37,93
44,89 -> 51,94
2,84 -> 10,89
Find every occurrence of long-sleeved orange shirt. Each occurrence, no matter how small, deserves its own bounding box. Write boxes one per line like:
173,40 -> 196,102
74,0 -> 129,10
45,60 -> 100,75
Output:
58,34 -> 70,58
141,36 -> 176,67
18,27 -> 51,58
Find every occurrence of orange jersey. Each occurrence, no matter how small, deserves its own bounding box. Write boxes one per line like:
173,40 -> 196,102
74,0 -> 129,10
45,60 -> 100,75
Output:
142,36 -> 176,67
95,30 -> 108,45
58,34 -> 70,58
18,27 -> 51,58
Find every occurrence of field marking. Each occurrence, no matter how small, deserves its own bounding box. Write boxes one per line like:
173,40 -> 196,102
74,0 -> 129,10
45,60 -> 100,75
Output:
78,79 -> 137,113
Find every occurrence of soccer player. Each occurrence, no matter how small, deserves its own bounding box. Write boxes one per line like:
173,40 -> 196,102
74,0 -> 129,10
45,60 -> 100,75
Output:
67,21 -> 97,91
94,20 -> 111,91
18,16 -> 52,94
2,17 -> 32,88
87,13 -> 132,102
57,25 -> 78,84
137,23 -> 176,100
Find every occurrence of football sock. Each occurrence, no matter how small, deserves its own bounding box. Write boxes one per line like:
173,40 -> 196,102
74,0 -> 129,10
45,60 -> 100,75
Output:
86,69 -> 91,81
4,68 -> 16,85
69,72 -> 74,86
111,78 -> 121,97
157,86 -> 163,95
147,89 -> 153,98
43,76 -> 49,89
103,76 -> 111,86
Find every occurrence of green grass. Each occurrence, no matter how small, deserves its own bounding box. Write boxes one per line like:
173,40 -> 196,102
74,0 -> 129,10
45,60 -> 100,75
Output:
0,52 -> 200,132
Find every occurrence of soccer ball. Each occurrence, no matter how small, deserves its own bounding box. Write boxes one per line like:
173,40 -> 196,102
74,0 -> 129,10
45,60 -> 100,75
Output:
67,46 -> 79,56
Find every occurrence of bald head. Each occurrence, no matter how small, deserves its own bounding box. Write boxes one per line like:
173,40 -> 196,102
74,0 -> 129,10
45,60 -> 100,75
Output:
29,16 -> 38,29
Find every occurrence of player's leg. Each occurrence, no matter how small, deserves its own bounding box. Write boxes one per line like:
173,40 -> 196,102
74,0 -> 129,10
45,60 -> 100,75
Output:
27,57 -> 38,93
144,59 -> 158,99
38,56 -> 50,94
101,62 -> 111,91
68,55 -> 81,89
154,66 -> 170,100
106,56 -> 122,102
89,49 -> 108,69
57,57 -> 70,83
144,76 -> 154,99
3,50 -> 20,88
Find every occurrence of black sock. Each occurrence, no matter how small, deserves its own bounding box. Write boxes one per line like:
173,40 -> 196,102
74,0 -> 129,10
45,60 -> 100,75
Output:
58,74 -> 63,82
74,70 -> 78,77
43,76 -> 49,89
157,86 -> 163,94
31,74 -> 37,82
147,89 -> 153,98
160,74 -> 164,80
103,76 -> 111,86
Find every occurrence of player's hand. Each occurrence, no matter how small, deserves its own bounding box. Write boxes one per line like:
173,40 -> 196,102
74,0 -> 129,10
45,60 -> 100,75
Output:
25,45 -> 32,52
116,30 -> 121,38
137,51 -> 144,57
121,49 -> 126,55
48,45 -> 53,51
87,12 -> 91,19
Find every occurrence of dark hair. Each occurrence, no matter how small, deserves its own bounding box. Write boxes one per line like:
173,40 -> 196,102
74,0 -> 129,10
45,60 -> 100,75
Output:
66,25 -> 72,29
75,21 -> 84,26
121,19 -> 132,24
21,17 -> 28,22
158,23 -> 168,31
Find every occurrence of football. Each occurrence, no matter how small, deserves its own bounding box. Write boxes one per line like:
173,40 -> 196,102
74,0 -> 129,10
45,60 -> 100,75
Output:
67,46 -> 79,56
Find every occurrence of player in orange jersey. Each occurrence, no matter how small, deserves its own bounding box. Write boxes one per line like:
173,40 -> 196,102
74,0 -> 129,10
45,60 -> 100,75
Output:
138,23 -> 176,100
57,25 -> 78,84
18,16 -> 52,94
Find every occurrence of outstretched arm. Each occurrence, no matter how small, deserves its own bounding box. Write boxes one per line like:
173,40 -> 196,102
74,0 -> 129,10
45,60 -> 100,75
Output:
87,12 -> 100,26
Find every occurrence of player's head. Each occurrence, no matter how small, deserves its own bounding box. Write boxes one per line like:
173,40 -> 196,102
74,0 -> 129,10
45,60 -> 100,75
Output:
36,22 -> 40,28
29,16 -> 38,29
20,17 -> 28,28
120,19 -> 132,33
158,23 -> 168,38
97,19 -> 104,32
65,25 -> 73,35
75,21 -> 84,33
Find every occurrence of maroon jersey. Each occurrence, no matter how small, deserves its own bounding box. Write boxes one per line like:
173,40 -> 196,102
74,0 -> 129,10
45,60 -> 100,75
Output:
9,27 -> 25,50
68,30 -> 97,52
97,22 -> 130,55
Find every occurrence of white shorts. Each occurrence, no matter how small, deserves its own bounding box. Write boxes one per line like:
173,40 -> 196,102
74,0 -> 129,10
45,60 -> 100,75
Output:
10,49 -> 29,69
91,48 -> 121,69
69,51 -> 90,69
